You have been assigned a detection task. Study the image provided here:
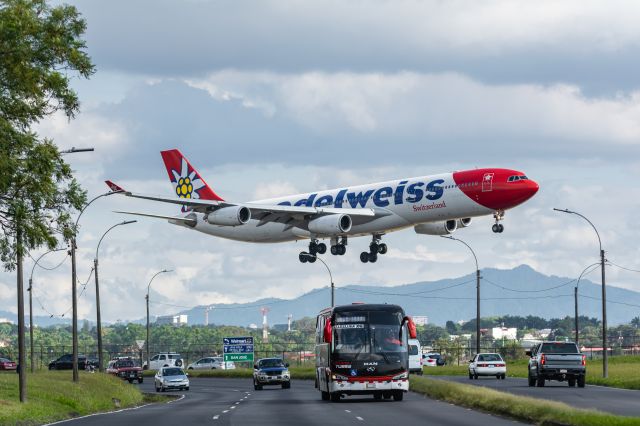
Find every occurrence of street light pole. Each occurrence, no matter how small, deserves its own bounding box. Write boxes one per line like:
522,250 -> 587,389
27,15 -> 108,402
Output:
301,253 -> 334,307
441,236 -> 481,355
70,189 -> 121,382
29,248 -> 66,372
574,262 -> 601,346
146,269 -> 172,369
554,208 -> 608,378
94,220 -> 136,372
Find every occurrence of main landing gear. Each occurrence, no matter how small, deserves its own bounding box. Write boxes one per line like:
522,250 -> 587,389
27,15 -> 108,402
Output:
330,236 -> 347,256
360,235 -> 388,263
492,210 -> 505,233
299,239 -> 327,263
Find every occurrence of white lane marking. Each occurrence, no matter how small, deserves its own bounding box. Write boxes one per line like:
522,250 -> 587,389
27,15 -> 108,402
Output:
213,415 -> 220,420
167,395 -> 186,404
344,410 -> 351,413
230,406 -> 236,410
223,410 -> 229,413
356,416 -> 364,421
44,403 -> 154,425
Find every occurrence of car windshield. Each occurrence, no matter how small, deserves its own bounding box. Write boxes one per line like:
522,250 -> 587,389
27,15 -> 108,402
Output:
478,354 -> 502,362
540,343 -> 579,354
259,359 -> 285,368
116,360 -> 134,368
163,368 -> 184,376
408,345 -> 419,355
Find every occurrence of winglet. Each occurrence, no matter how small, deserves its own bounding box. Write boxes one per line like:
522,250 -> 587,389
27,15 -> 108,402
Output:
105,180 -> 126,193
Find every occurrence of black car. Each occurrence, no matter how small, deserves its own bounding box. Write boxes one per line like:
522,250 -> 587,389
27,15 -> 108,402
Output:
48,354 -> 98,370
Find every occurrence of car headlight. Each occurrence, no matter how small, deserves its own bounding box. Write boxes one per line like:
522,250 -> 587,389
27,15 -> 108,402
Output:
331,373 -> 349,381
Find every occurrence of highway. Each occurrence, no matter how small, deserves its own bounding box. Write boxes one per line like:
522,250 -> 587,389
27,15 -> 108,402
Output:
50,377 -> 524,426
431,375 -> 640,417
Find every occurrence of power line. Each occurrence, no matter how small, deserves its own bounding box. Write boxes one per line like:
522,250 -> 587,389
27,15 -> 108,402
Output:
579,294 -> 640,309
607,260 -> 640,273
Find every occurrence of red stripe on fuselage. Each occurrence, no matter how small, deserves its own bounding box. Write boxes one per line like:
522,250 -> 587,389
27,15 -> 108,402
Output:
453,168 -> 539,211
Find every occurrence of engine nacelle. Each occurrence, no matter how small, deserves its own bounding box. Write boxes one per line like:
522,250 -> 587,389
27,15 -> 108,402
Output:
458,218 -> 472,228
205,206 -> 251,226
414,220 -> 457,236
308,214 -> 352,235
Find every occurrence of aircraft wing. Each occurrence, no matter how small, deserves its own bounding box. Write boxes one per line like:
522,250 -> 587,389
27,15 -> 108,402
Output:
105,181 -> 378,227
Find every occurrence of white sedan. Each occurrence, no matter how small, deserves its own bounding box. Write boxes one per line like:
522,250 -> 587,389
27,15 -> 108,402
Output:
155,367 -> 190,392
468,353 -> 506,379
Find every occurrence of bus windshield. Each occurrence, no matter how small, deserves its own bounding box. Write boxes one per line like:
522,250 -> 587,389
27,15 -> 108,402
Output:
333,311 -> 407,356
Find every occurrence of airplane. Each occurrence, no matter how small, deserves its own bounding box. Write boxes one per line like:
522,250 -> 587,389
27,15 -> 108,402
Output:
106,149 -> 539,264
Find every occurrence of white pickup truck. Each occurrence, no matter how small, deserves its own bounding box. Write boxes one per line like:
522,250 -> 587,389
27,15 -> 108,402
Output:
143,353 -> 184,370
526,342 -> 586,387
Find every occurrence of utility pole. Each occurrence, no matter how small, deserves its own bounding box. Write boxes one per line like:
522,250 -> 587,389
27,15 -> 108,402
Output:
17,226 -> 26,402
554,208 -> 608,378
94,220 -> 136,372
146,270 -> 172,369
441,236 -> 481,355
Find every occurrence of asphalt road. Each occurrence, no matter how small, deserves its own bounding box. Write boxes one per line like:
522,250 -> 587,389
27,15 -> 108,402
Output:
48,377 -> 524,426
432,375 -> 640,417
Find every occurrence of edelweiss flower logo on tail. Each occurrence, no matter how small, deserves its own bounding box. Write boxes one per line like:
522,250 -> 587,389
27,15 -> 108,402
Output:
171,158 -> 206,200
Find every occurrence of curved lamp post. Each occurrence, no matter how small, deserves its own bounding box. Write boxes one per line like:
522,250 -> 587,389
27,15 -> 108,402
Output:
28,248 -> 66,372
69,189 -> 122,382
301,253 -> 334,307
94,220 -> 136,371
146,269 -> 172,369
441,236 -> 481,355
574,262 -> 601,346
554,208 -> 608,378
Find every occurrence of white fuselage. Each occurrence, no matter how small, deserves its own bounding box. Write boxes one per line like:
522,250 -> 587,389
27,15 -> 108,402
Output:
170,173 -> 492,243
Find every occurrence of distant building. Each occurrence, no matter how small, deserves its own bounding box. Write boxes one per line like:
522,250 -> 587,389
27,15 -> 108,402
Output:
248,323 -> 258,329
490,327 -> 517,340
412,316 -> 428,326
536,329 -> 552,339
156,314 -> 188,326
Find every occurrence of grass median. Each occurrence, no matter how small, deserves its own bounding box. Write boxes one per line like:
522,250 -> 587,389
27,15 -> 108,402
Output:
422,356 -> 640,390
143,366 -> 316,380
0,371 -> 145,425
410,375 -> 640,426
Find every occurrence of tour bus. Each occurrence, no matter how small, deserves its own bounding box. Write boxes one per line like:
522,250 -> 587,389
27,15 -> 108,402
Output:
315,303 -> 417,402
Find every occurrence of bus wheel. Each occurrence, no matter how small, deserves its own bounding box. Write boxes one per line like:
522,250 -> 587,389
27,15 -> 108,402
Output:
383,392 -> 392,399
321,391 -> 329,401
373,392 -> 382,400
330,392 -> 341,402
393,391 -> 404,401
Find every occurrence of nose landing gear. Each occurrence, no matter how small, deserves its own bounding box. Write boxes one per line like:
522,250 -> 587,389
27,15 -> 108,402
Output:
360,235 -> 388,263
492,210 -> 505,233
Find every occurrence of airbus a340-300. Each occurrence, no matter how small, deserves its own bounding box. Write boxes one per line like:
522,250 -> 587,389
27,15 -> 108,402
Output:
106,149 -> 539,264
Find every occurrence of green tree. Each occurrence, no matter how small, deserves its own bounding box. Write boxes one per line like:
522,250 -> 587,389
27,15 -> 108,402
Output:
0,0 -> 94,267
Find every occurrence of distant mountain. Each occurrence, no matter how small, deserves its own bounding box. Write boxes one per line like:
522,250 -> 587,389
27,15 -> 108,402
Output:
171,265 -> 640,327
3,265 -> 637,328
0,311 -> 72,328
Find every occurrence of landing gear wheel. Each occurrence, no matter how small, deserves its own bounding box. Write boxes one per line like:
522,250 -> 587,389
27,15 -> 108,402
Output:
308,255 -> 316,263
316,243 -> 327,254
370,242 -> 379,254
492,224 -> 499,233
330,245 -> 338,255
299,252 -> 308,263
368,253 -> 378,263
498,224 -> 504,233
360,252 -> 369,263
338,245 -> 346,255
378,243 -> 388,254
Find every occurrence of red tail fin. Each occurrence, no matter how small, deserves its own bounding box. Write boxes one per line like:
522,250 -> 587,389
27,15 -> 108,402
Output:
160,149 -> 224,201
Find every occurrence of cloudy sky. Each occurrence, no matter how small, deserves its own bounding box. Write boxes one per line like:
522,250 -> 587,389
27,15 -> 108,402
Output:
2,0 -> 640,325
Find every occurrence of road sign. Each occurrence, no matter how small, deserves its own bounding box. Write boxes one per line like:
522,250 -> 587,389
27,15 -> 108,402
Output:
136,340 -> 145,350
223,336 -> 254,363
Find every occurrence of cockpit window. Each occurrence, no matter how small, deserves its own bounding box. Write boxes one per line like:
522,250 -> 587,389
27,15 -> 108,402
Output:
508,175 -> 528,182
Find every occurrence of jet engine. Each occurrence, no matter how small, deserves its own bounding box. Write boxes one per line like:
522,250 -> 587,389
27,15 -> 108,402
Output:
205,206 -> 251,226
308,214 -> 352,235
414,220 -> 457,235
458,218 -> 472,227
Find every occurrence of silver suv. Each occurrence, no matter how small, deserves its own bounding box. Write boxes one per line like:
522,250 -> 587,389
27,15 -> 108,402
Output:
253,358 -> 290,390
143,353 -> 184,370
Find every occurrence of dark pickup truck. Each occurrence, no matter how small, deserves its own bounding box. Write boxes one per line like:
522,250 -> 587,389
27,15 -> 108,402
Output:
527,342 -> 586,387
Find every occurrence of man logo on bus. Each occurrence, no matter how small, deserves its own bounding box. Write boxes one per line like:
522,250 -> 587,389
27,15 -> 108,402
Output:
350,369 -> 357,377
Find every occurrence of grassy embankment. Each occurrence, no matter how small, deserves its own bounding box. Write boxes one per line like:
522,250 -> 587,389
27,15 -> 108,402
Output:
0,371 -> 145,425
422,355 -> 640,390
410,376 -> 640,426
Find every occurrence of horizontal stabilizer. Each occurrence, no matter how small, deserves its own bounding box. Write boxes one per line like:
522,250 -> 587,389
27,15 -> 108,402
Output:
114,210 -> 197,226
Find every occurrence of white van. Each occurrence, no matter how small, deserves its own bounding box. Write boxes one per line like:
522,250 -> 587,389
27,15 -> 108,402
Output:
408,338 -> 423,375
